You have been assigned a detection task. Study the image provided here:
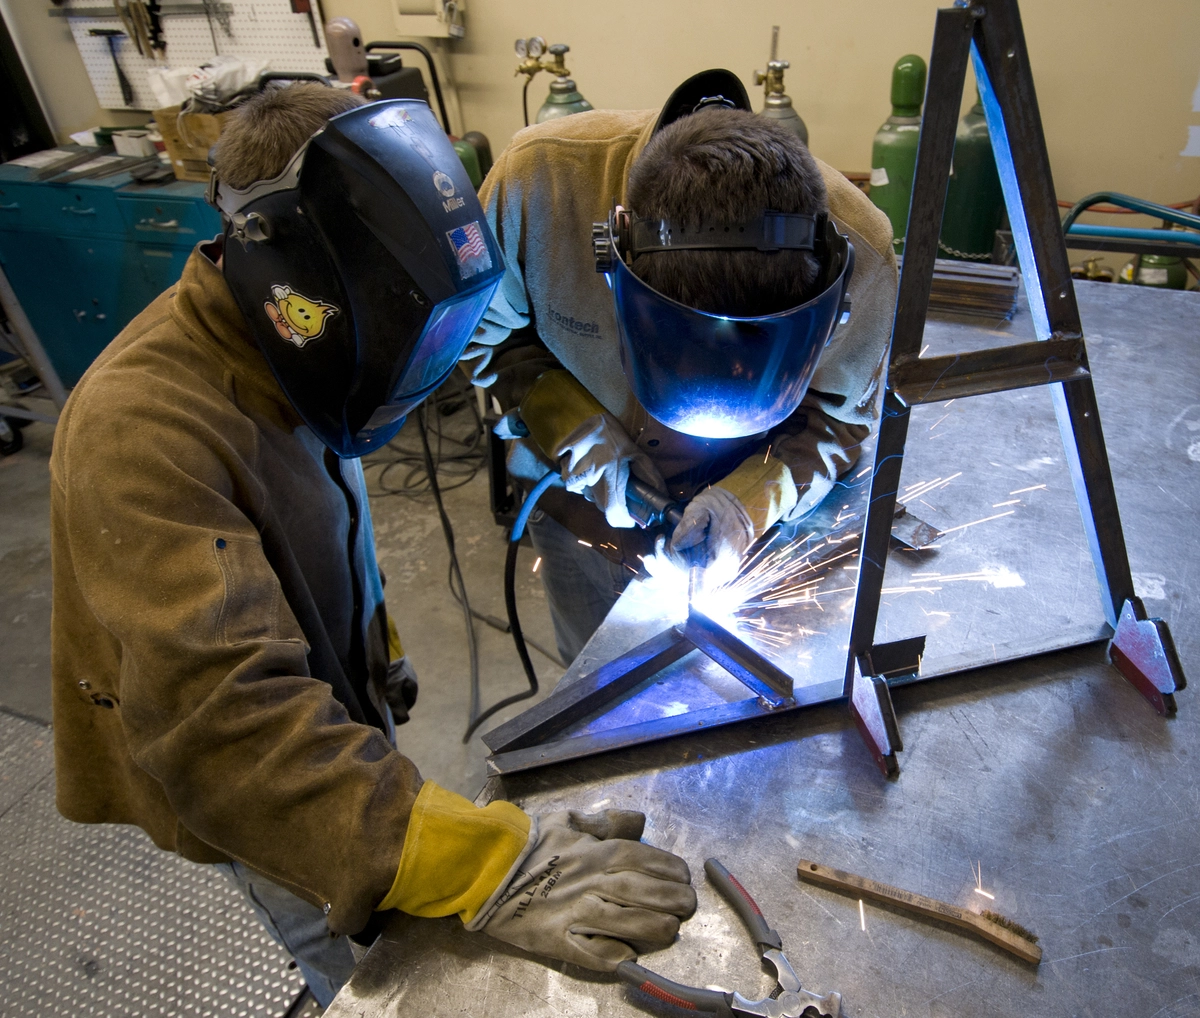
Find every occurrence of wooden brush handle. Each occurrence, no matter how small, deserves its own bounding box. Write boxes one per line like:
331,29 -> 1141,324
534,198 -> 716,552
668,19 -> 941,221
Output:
797,859 -> 1042,965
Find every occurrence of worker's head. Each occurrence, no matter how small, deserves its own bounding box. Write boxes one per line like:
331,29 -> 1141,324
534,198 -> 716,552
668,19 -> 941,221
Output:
208,85 -> 503,458
213,83 -> 366,190
627,107 -> 828,316
593,69 -> 854,440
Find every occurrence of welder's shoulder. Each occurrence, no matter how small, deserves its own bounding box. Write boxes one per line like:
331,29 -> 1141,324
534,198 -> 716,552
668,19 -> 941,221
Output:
501,109 -> 656,165
53,294 -> 250,483
815,157 -> 895,262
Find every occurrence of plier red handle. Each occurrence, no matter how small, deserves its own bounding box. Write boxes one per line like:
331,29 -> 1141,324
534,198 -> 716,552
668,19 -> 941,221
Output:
617,858 -> 842,1018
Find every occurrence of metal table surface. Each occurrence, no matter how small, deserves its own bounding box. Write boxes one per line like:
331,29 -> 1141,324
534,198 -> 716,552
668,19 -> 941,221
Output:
330,280 -> 1200,1018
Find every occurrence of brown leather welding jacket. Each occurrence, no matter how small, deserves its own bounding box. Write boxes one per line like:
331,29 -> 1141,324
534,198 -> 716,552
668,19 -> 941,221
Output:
49,243 -> 421,935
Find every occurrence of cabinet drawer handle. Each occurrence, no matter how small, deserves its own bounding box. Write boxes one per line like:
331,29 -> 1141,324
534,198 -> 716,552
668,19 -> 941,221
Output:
0,202 -> 18,211
137,217 -> 182,231
62,206 -> 96,216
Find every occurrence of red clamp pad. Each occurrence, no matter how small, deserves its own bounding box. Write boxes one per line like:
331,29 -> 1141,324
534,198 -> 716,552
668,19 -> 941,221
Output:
1109,597 -> 1186,716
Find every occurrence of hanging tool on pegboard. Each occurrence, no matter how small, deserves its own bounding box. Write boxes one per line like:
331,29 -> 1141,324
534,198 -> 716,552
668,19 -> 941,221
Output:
88,28 -> 135,106
200,0 -> 233,55
112,1 -> 165,61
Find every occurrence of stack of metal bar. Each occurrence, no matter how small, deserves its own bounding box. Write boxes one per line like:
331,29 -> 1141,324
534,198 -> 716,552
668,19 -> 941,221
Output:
898,256 -> 1019,319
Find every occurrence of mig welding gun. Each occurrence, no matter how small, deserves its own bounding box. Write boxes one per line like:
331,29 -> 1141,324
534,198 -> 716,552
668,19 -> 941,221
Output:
495,409 -> 684,534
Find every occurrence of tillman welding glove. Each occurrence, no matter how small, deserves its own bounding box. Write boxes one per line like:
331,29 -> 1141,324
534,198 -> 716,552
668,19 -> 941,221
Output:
670,453 -> 798,568
378,783 -> 696,972
468,809 -> 696,971
520,369 -> 665,529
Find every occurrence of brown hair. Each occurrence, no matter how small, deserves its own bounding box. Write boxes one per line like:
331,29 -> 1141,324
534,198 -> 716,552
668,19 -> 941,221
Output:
627,108 -> 828,316
213,83 -> 366,190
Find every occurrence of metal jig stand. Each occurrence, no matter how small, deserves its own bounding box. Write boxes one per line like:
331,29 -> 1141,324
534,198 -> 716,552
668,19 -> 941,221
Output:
485,0 -> 1186,779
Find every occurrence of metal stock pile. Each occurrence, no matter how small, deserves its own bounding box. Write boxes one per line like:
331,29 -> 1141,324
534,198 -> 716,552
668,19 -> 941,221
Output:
897,256 -> 1019,318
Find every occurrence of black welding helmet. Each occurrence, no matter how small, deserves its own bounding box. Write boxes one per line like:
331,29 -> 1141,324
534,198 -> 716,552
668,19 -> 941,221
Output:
210,100 -> 503,457
592,70 -> 853,440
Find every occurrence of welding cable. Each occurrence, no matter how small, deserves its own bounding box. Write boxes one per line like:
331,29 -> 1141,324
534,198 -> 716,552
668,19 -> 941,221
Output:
416,405 -> 483,722
462,470 -> 561,741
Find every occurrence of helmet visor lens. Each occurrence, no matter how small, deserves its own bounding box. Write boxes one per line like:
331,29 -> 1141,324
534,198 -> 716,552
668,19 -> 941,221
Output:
610,249 -> 847,439
358,280 -> 498,434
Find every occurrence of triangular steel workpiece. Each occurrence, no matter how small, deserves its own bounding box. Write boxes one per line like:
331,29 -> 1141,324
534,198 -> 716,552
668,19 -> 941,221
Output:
842,0 -> 1185,776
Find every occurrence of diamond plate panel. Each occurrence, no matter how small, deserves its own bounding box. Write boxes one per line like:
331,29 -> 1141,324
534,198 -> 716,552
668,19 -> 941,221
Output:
0,714 -> 307,1017
0,711 -> 53,814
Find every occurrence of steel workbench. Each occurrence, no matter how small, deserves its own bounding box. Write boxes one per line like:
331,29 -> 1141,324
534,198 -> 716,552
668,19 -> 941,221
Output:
331,279 -> 1200,1018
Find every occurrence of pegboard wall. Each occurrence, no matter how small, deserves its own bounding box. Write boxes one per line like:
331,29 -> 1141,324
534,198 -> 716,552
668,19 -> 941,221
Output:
63,0 -> 330,112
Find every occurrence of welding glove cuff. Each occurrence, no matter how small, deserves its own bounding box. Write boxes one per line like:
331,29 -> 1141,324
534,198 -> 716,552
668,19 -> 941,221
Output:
670,454 -> 797,568
467,808 -> 697,972
377,781 -> 533,921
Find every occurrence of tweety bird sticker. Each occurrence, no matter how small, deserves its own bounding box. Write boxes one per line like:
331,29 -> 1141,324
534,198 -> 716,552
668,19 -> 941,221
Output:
263,285 -> 339,348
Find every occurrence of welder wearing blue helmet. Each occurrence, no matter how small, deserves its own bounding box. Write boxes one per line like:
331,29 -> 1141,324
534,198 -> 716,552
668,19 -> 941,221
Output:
466,70 -> 898,663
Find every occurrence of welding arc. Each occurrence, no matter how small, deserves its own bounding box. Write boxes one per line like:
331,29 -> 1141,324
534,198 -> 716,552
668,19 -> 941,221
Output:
462,470 -> 560,741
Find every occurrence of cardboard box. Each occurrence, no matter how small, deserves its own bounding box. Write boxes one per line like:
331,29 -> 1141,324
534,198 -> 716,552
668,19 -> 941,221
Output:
153,105 -> 233,183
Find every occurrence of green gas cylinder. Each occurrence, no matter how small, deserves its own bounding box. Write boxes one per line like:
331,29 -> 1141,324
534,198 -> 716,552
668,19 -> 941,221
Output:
1118,251 -> 1189,289
452,139 -> 483,189
939,89 -> 1005,261
869,54 -> 927,255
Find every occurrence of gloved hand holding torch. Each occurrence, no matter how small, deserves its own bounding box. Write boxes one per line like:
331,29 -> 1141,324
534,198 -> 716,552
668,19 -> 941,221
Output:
521,369 -> 665,529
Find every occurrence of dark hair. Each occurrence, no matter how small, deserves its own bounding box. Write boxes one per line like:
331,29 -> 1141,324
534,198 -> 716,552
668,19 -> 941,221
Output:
627,108 -> 828,316
213,83 -> 366,190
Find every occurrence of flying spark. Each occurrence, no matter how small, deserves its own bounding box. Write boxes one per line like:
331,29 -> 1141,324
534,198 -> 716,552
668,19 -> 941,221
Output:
532,557 -> 542,573
859,899 -> 866,931
1009,483 -> 1047,495
972,861 -> 995,900
937,510 -> 1016,536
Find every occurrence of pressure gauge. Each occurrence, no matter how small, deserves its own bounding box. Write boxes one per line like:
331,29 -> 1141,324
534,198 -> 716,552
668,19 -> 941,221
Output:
514,38 -> 527,58
527,36 -> 546,58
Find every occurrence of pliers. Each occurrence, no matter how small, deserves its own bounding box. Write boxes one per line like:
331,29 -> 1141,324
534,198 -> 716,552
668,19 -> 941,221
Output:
618,858 -> 842,1018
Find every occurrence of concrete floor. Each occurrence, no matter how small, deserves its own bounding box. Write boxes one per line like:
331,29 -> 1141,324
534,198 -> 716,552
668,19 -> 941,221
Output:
0,409 -> 565,1015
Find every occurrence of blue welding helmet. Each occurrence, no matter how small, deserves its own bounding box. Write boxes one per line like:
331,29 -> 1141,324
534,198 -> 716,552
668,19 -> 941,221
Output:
593,208 -> 854,439
210,99 -> 503,457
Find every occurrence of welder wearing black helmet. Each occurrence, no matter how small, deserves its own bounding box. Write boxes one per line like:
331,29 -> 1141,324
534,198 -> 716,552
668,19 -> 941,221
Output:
49,84 -> 696,1006
466,70 -> 899,663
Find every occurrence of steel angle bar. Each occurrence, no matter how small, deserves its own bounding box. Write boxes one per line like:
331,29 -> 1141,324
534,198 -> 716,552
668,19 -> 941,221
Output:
842,5 -> 974,777
889,338 -> 1089,405
482,627 -> 693,754
487,679 -> 846,777
683,607 -> 794,705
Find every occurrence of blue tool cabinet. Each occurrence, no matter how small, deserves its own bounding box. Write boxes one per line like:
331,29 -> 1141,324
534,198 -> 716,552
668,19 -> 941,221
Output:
0,161 -> 221,386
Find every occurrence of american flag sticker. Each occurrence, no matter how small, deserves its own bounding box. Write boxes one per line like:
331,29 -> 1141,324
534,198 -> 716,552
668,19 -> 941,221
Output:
447,221 -> 492,279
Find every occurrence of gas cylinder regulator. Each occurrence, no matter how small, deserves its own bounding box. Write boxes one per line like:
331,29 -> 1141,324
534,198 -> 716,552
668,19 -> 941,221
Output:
754,25 -> 808,146
514,37 -> 593,127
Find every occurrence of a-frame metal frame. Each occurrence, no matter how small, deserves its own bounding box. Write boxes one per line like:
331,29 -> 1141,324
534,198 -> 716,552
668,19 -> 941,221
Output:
846,0 -> 1185,777
483,0 -> 1186,779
